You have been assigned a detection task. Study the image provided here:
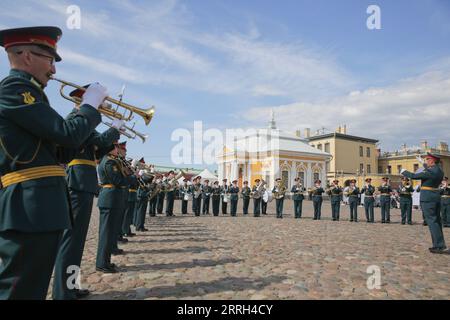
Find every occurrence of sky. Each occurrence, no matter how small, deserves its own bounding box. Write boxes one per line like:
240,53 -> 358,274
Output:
1,0 -> 449,170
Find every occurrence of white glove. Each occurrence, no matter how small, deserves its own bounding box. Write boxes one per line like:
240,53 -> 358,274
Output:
111,119 -> 125,131
400,169 -> 407,174
415,155 -> 424,164
131,159 -> 139,167
138,169 -> 145,177
81,83 -> 108,109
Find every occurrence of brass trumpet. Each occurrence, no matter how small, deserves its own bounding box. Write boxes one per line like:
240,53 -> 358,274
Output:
51,76 -> 155,126
103,114 -> 148,143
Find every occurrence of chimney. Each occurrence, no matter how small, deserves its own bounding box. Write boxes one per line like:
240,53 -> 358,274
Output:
376,148 -> 381,157
295,130 -> 301,138
438,141 -> 448,152
343,125 -> 347,135
421,140 -> 428,151
304,128 -> 311,138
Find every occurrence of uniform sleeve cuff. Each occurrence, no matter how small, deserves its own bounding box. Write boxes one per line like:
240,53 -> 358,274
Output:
78,104 -> 102,126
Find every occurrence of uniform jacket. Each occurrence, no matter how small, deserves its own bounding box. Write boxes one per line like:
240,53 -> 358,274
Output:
403,165 -> 444,202
0,69 -> 101,232
291,185 -> 305,201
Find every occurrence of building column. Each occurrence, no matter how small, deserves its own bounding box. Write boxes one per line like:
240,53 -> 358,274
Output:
218,161 -> 224,182
291,161 -> 297,189
306,162 -> 312,189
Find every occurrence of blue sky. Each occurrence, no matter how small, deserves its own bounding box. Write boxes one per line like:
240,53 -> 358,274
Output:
1,0 -> 450,169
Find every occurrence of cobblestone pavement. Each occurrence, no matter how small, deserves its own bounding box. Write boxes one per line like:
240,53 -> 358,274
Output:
49,200 -> 450,300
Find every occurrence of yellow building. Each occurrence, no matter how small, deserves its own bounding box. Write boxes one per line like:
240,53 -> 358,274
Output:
306,125 -> 379,184
216,114 -> 332,189
378,141 -> 450,187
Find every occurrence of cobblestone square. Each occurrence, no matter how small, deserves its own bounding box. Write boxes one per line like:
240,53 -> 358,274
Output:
52,200 -> 450,300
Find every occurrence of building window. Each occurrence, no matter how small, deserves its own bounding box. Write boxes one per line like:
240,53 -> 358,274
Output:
359,146 -> 363,157
317,144 -> 322,151
366,147 -> 370,157
414,164 -> 419,172
313,172 -> 320,182
360,163 -> 364,174
397,165 -> 402,174
298,171 -> 305,184
325,143 -> 330,153
326,161 -> 330,172
378,166 -> 382,174
387,166 -> 392,174
367,164 -> 371,174
282,171 -> 289,188
310,144 -> 315,148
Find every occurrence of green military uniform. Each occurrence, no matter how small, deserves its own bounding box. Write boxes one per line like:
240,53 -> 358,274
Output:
345,184 -> 360,222
440,181 -> 450,228
122,176 -> 139,236
402,159 -> 447,251
135,181 -> 150,231
179,182 -> 190,215
252,184 -> 262,217
96,154 -> 135,272
378,182 -> 392,223
361,183 -> 375,223
52,115 -> 119,300
211,183 -> 221,216
312,186 -> 325,220
328,184 -> 342,221
291,184 -> 305,218
398,181 -> 414,225
229,184 -> 239,216
241,184 -> 251,215
0,68 -> 101,298
272,181 -> 286,218
202,184 -> 212,215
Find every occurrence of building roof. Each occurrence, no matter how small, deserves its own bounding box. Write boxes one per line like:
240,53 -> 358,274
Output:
307,132 -> 379,144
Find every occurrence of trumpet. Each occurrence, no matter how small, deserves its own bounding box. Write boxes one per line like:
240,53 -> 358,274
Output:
103,114 -> 148,143
52,76 -> 155,125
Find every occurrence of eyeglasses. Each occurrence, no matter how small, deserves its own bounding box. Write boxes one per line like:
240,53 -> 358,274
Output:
29,51 -> 55,65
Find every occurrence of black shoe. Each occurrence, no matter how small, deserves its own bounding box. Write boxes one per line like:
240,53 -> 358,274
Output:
112,249 -> 124,255
443,225 -> 450,228
423,221 -> 428,226
408,222 -> 413,225
75,289 -> 90,299
96,266 -> 117,273
401,222 -> 406,225
118,237 -> 128,243
125,233 -> 136,237
137,228 -> 148,232
429,248 -> 450,254
381,221 -> 385,224
349,219 -> 353,222
386,221 -> 391,223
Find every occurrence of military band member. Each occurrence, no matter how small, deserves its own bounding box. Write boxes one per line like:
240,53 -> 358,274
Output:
344,179 -> 360,222
0,26 -> 104,299
328,179 -> 343,221
241,181 -> 251,215
135,175 -> 151,232
221,179 -> 229,214
292,178 -> 305,218
114,142 -> 131,247
96,144 -> 137,273
252,179 -> 262,217
147,174 -> 160,217
312,180 -> 325,220
179,179 -> 190,215
401,153 -> 449,254
192,176 -> 202,216
441,177 -> 450,228
378,177 -> 393,223
156,176 -> 166,214
273,178 -> 286,218
122,167 -> 139,237
53,87 -> 121,300
212,181 -> 221,216
261,181 -> 268,215
165,171 -> 176,217
361,178 -> 375,223
202,179 -> 212,215
398,177 -> 414,225
230,180 -> 240,217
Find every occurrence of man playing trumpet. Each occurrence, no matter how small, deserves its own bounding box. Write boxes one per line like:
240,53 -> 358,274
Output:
291,178 -> 305,219
327,179 -> 343,221
360,178 -> 376,223
272,178 -> 286,218
344,179 -> 360,222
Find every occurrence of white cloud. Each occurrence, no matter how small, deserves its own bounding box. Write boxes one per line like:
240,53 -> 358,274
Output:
243,62 -> 450,150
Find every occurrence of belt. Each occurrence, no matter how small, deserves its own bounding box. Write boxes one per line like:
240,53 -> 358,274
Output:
129,189 -> 137,192
442,195 -> 450,198
67,159 -> 97,168
364,195 -> 374,197
421,186 -> 440,191
380,193 -> 390,196
348,195 -> 358,197
1,165 -> 66,188
101,184 -> 127,189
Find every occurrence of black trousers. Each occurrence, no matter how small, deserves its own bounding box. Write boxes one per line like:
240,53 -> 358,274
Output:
230,199 -> 238,216
253,198 -> 261,216
331,200 -> 340,221
364,197 -> 375,222
182,200 -> 188,214
194,197 -> 202,216
202,197 -> 210,214
157,193 -> 165,214
148,197 -> 157,217
0,230 -> 62,300
294,200 -> 303,218
243,197 -> 250,214
165,191 -> 175,216
400,198 -> 412,223
97,207 -> 120,269
349,197 -> 358,221
380,196 -> 391,222
212,197 -> 220,216
313,197 -> 323,219
222,200 -> 228,214
261,201 -> 267,215
276,199 -> 284,218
